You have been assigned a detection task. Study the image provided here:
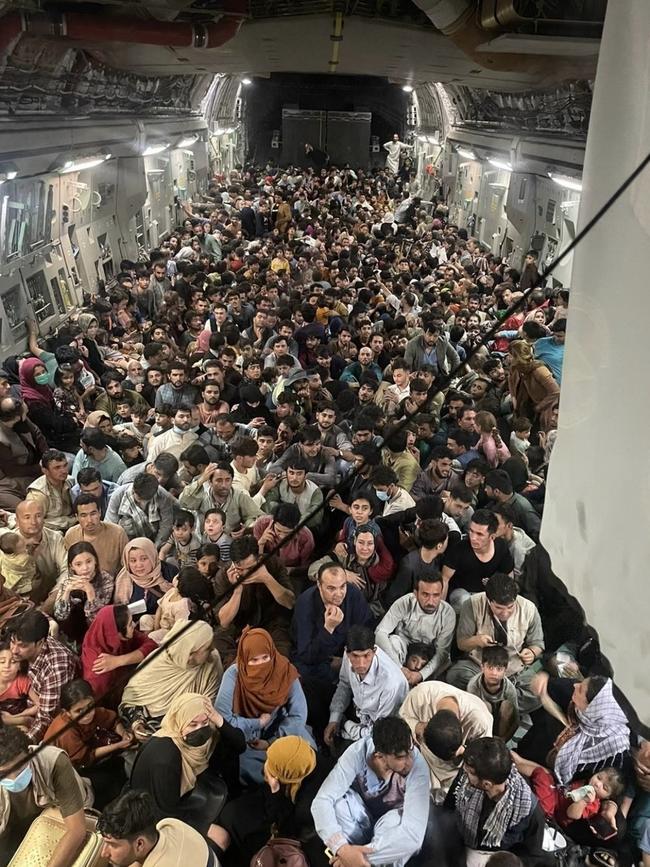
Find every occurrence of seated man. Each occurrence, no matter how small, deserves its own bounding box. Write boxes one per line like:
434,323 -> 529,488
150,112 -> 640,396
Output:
441,510 -> 514,610
268,425 -> 337,489
492,502 -> 536,580
312,716 -> 430,867
213,534 -> 295,662
370,465 -> 416,516
400,680 -> 493,795
447,573 -> 544,713
105,471 -> 176,547
433,737 -> 545,866
253,502 -> 315,576
98,790 -> 218,867
292,563 -> 372,735
263,456 -> 324,533
0,726 -> 88,866
386,518 -> 449,605
485,469 -> 541,541
71,428 -> 127,484
325,625 -> 409,747
179,461 -> 262,535
381,427 -> 420,493
375,574 -> 456,686
466,644 -> 520,742
26,448 -> 75,532
0,499 -> 68,604
64,493 -> 128,576
71,466 -> 118,518
10,610 -> 79,741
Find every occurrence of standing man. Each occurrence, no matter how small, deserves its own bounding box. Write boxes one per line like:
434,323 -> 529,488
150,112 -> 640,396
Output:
383,134 -> 413,176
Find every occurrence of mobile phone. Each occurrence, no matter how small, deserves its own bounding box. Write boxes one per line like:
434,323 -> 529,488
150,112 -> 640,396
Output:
588,814 -> 617,840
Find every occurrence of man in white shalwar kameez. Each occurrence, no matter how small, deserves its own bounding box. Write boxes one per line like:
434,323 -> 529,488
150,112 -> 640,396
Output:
383,134 -> 413,176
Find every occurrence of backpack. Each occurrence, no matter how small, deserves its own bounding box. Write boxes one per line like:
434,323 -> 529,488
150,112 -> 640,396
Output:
250,837 -> 309,867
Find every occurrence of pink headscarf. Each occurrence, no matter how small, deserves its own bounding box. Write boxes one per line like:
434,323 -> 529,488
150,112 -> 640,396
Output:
19,357 -> 53,406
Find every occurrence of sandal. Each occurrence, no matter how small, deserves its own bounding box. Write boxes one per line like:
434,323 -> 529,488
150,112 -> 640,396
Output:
586,851 -> 619,867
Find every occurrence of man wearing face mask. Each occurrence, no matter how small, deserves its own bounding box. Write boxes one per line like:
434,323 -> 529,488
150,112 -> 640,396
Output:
0,398 -> 48,509
0,726 -> 89,867
147,404 -> 199,463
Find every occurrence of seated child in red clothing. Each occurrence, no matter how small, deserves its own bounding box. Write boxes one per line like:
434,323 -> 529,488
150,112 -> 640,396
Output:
513,752 -> 624,839
0,637 -> 38,727
44,677 -> 133,768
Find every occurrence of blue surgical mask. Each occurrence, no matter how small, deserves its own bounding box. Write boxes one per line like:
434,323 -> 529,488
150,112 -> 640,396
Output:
0,764 -> 33,793
172,425 -> 187,435
375,489 -> 389,502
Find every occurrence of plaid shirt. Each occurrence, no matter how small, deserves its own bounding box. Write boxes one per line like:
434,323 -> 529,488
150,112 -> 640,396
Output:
28,637 -> 79,741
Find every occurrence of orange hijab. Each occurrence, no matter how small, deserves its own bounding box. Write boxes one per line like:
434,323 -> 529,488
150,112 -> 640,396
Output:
234,627 -> 298,719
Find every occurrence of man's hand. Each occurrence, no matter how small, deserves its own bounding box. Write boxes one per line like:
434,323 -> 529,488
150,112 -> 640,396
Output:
328,493 -> 346,512
259,473 -> 281,495
476,634 -> 497,648
321,445 -> 338,458
324,721 -> 339,746
199,463 -> 219,484
226,564 -> 241,586
334,844 -> 373,867
249,417 -> 267,429
230,525 -> 247,539
519,648 -> 535,666
257,522 -> 276,552
324,605 -> 344,634
333,542 -> 348,561
414,721 -> 427,742
344,570 -> 365,591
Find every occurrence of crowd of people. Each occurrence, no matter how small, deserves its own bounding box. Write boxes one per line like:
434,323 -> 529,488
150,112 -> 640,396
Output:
0,156 -> 647,867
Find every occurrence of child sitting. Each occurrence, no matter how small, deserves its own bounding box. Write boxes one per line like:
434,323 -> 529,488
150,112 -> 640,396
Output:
115,433 -> 142,468
0,533 -> 37,596
44,678 -> 132,809
113,396 -> 133,425
475,410 -> 511,468
512,753 -> 625,840
466,644 -> 519,741
509,417 -> 532,461
404,642 -> 434,680
149,566 -> 217,642
159,510 -> 202,568
333,492 -> 380,551
115,406 -> 151,445
202,508 -> 232,563
196,543 -> 221,582
0,637 -> 38,726
53,364 -> 85,419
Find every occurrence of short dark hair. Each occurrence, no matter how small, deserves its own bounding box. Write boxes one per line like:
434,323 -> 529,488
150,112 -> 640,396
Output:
417,518 -> 448,549
492,503 -> 516,525
81,429 -> 107,451
286,456 -> 309,473
152,452 -> 179,478
414,573 -> 443,590
229,535 -> 259,563
132,472 -> 159,500
231,437 -> 258,458
97,791 -> 159,843
12,609 -> 49,644
481,643 -> 509,669
300,425 -> 321,445
485,469 -> 513,495
346,624 -> 375,653
373,716 -> 413,756
179,444 -> 210,467
471,509 -> 498,535
173,509 -> 195,529
430,446 -> 454,462
485,573 -> 518,605
273,503 -> 301,529
448,429 -> 473,450
463,737 -> 512,784
74,493 -> 101,512
369,466 -> 398,487
449,483 -> 473,504
213,461 -> 234,477
77,467 -> 102,486
41,448 -> 67,468
0,725 -> 31,768
424,709 -> 463,760
485,854 -> 523,867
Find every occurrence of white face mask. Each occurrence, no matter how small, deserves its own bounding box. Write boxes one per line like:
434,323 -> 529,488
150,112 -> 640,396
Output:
374,489 -> 389,502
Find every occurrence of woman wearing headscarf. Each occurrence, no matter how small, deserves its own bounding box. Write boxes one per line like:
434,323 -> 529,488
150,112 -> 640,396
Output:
120,619 -> 223,738
211,735 -> 332,865
130,693 -> 245,844
81,605 -> 157,705
507,339 -> 560,430
19,356 -> 81,453
215,627 -> 314,785
113,537 -> 175,618
230,384 -> 273,426
77,313 -> 106,377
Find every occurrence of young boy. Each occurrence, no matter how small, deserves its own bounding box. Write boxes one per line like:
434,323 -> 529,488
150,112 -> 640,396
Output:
116,434 -> 143,468
113,396 -> 133,424
404,642 -> 434,678
116,406 -> 151,445
202,508 -> 232,563
332,492 -> 380,550
196,543 -> 221,581
466,644 -> 520,741
509,416 -> 532,460
159,510 -> 202,568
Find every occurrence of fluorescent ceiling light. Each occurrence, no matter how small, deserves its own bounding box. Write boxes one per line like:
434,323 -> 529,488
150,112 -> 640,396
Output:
59,154 -> 111,173
177,135 -> 199,148
6,171 -> 17,180
143,143 -> 170,156
488,158 -> 513,172
549,173 -> 582,192
402,84 -> 414,93
456,147 -> 476,160
241,77 -> 252,85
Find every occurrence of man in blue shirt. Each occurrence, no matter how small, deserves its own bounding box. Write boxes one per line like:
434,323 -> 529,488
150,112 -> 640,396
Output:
534,318 -> 566,384
312,716 -> 430,867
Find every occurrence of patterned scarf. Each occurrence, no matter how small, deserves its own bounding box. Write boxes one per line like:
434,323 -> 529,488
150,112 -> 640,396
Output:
455,766 -> 533,849
554,679 -> 630,785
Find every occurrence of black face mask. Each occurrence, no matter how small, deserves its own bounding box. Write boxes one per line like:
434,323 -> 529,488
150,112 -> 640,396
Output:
183,725 -> 213,747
